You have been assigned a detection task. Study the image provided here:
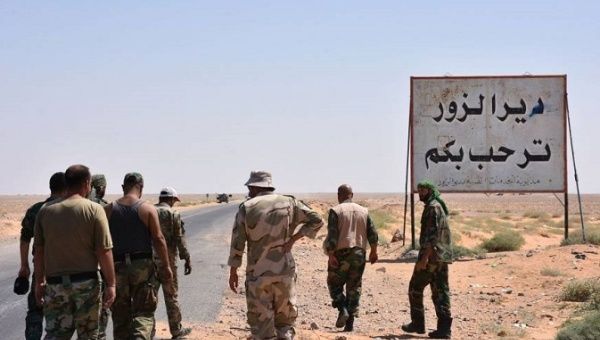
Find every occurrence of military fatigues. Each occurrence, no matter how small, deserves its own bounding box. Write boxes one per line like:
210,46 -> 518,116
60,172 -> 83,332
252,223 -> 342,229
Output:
228,193 -> 323,340
153,202 -> 190,337
43,277 -> 102,340
408,199 -> 453,327
34,197 -> 112,340
89,175 -> 108,207
109,200 -> 159,340
87,186 -> 110,340
89,194 -> 108,206
323,201 -> 378,317
20,198 -> 53,340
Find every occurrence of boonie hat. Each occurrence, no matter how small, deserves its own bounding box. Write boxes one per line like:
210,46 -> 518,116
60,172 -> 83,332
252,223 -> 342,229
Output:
14,276 -> 29,295
159,187 -> 180,201
244,171 -> 274,189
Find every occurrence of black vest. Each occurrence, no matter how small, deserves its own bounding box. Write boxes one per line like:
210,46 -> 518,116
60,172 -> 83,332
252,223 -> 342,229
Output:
109,200 -> 152,256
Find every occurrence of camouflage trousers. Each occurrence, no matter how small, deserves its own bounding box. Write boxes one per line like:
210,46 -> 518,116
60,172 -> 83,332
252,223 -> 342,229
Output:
112,259 -> 159,340
43,278 -> 101,340
408,261 -> 451,323
25,271 -> 43,340
245,274 -> 298,340
154,256 -> 183,337
327,247 -> 366,316
98,282 -> 109,340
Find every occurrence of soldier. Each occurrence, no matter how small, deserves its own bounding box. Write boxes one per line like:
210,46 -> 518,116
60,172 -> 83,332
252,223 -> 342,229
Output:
18,172 -> 66,340
401,180 -> 453,339
152,187 -> 192,339
33,164 -> 116,339
323,184 -> 379,332
104,172 -> 173,339
86,174 -> 110,339
228,171 -> 324,340
89,174 -> 108,206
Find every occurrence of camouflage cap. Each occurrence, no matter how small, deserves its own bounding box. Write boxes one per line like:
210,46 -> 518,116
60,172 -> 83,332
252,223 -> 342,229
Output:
244,171 -> 274,189
123,172 -> 144,186
159,186 -> 180,201
91,174 -> 107,188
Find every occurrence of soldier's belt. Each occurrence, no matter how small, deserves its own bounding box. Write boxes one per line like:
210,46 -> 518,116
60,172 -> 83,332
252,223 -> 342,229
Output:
46,271 -> 98,285
113,252 -> 153,263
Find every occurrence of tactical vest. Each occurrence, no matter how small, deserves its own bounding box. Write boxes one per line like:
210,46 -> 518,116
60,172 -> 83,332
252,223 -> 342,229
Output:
331,202 -> 369,251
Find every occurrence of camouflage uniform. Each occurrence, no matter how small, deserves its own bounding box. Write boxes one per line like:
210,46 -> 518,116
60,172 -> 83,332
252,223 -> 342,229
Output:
408,199 -> 453,328
153,202 -> 190,337
228,192 -> 323,340
112,259 -> 159,340
323,202 -> 378,317
89,175 -> 108,206
43,278 -> 102,340
20,198 -> 53,340
87,175 -> 109,339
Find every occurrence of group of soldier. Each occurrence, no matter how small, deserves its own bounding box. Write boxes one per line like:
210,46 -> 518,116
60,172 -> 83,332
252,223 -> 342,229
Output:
17,165 -> 192,340
228,171 -> 453,339
17,168 -> 453,340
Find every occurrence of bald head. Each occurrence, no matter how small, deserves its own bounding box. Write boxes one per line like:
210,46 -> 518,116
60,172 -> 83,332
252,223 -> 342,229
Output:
337,184 -> 353,203
65,164 -> 92,197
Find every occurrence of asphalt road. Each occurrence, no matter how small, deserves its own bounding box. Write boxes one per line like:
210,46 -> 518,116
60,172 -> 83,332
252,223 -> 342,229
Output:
0,203 -> 238,339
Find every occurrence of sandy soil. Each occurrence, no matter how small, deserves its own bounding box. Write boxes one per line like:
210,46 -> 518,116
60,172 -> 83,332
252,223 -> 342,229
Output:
152,193 -> 600,340
0,194 -> 225,242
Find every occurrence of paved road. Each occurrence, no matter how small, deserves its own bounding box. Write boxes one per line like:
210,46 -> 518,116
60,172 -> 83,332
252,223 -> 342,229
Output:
0,203 -> 237,339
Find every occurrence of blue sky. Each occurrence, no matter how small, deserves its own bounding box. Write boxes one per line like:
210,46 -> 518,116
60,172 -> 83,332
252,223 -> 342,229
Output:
1,1 -> 598,194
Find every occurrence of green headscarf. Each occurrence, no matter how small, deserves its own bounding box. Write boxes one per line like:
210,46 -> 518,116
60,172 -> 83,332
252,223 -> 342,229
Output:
417,180 -> 449,215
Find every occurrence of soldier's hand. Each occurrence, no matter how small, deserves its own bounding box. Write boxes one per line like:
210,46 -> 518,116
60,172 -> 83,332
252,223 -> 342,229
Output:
184,259 -> 192,275
18,265 -> 30,278
229,267 -> 239,293
103,285 -> 116,309
369,251 -> 378,264
35,282 -> 45,306
328,254 -> 339,268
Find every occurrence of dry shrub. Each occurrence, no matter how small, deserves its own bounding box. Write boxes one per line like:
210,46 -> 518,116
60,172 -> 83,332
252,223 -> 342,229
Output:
561,230 -> 600,246
452,244 -> 486,260
522,210 -> 550,219
480,230 -> 525,252
556,311 -> 600,340
559,278 -> 600,302
370,209 -> 397,230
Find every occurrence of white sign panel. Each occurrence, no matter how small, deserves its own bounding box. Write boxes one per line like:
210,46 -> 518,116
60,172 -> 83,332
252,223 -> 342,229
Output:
411,76 -> 566,192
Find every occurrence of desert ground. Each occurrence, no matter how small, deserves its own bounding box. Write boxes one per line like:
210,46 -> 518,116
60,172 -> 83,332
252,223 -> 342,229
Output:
2,193 -> 600,339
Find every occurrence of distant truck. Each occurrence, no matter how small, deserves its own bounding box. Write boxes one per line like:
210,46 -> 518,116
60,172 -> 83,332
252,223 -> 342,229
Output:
217,193 -> 232,203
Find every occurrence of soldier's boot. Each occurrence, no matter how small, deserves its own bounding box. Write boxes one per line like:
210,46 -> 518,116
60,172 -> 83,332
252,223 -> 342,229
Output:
172,327 -> 192,339
343,315 -> 354,332
428,317 -> 452,339
401,316 -> 425,334
335,306 -> 349,328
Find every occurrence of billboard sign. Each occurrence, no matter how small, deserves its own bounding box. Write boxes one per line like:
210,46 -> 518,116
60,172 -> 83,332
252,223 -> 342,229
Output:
411,75 -> 566,192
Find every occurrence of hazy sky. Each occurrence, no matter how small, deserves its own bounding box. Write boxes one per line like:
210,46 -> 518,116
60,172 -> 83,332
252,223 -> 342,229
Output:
1,1 -> 598,194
